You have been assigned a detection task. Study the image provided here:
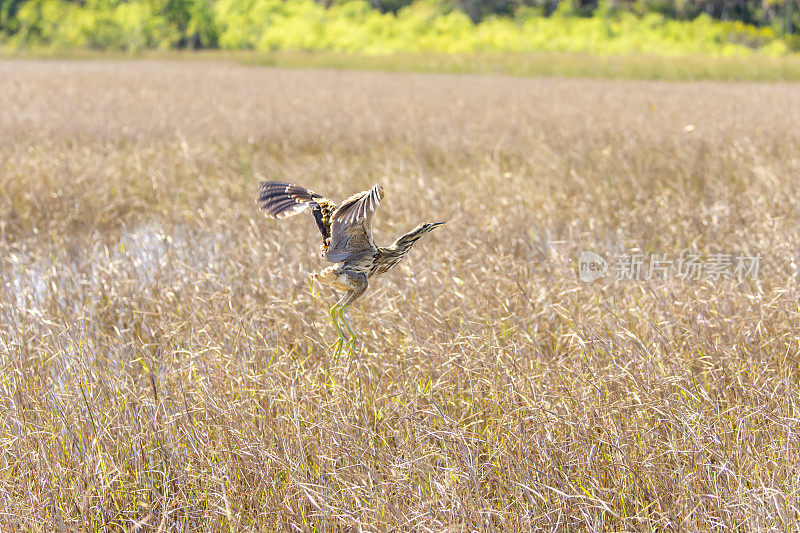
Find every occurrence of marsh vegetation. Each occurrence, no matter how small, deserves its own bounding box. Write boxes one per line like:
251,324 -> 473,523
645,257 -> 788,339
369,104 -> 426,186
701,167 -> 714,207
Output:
1,59 -> 799,530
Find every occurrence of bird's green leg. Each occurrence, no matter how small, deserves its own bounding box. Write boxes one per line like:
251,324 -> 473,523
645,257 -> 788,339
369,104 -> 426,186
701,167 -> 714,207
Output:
338,304 -> 356,357
330,304 -> 344,360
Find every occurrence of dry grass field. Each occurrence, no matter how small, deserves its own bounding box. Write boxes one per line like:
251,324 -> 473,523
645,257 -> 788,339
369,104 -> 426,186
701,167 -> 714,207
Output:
1,59 -> 800,531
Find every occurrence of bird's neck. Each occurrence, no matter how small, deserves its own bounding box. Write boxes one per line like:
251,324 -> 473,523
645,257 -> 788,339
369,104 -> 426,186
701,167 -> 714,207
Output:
374,226 -> 430,275
387,226 -> 431,253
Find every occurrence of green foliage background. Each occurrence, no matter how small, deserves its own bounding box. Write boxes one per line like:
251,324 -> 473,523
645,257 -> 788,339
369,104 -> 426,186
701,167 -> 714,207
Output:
0,0 -> 797,55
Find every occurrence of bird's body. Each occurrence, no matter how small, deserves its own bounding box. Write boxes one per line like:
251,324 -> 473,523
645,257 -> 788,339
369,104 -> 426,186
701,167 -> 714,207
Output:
257,181 -> 444,358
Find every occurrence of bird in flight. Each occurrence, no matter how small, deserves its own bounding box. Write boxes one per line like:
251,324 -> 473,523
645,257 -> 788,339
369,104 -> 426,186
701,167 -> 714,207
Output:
257,182 -> 445,359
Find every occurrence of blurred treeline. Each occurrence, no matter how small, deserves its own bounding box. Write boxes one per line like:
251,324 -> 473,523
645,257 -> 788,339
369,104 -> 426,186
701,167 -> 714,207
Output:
394,0 -> 797,26
0,0 -> 796,53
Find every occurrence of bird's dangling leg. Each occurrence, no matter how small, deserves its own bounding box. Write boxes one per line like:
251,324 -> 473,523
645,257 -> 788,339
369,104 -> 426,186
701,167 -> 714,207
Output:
334,273 -> 368,360
338,304 -> 356,357
313,268 -> 346,359
330,303 -> 344,360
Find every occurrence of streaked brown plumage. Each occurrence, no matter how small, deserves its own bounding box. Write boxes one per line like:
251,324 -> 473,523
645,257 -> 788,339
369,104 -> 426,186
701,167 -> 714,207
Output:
257,181 -> 445,358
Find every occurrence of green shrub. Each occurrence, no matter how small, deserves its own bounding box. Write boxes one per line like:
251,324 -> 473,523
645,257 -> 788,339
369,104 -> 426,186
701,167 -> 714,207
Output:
2,0 -> 794,56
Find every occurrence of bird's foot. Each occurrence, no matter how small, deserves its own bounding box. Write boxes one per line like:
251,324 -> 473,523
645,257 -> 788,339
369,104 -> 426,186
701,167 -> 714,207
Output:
329,335 -> 356,364
331,337 -> 344,363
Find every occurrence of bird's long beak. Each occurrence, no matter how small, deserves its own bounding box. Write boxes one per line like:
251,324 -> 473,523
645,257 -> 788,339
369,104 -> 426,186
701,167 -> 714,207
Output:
430,222 -> 446,228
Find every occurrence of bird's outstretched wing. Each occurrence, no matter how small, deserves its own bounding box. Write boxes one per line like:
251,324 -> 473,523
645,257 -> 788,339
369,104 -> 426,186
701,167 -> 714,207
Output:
326,184 -> 384,262
257,182 -> 337,248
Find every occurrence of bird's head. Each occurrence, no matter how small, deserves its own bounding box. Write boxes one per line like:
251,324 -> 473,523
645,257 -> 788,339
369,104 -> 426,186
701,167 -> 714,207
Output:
388,221 -> 446,252
419,221 -> 446,233
408,222 -> 446,241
